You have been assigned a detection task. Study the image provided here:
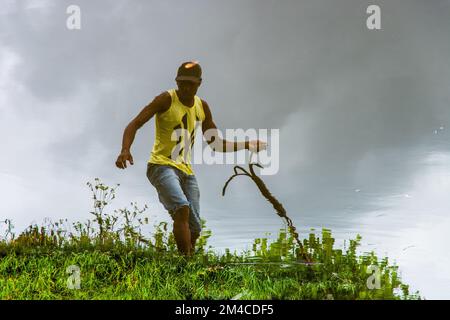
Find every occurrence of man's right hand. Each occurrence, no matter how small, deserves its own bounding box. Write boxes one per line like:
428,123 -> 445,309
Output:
115,150 -> 134,169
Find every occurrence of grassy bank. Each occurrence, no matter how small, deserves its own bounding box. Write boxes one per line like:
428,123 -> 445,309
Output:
0,179 -> 420,300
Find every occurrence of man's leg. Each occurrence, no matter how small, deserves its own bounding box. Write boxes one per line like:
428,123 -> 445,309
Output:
146,164 -> 193,256
172,205 -> 191,256
181,174 -> 202,255
191,231 -> 200,252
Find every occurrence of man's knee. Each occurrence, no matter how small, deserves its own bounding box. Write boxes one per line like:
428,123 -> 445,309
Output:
173,205 -> 190,224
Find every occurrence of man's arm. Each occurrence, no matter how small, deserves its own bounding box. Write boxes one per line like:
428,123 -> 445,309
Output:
116,92 -> 171,169
201,99 -> 266,153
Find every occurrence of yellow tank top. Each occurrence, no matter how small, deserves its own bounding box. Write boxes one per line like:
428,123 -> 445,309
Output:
148,89 -> 206,175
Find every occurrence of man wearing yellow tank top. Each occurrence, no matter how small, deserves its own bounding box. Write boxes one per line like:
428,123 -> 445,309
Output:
115,61 -> 266,256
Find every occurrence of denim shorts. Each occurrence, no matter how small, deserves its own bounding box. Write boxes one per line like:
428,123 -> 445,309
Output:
146,163 -> 202,235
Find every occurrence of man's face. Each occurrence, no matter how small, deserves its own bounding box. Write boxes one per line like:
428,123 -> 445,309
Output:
176,80 -> 201,98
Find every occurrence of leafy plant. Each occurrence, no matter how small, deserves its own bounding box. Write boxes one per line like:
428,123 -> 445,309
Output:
0,178 -> 420,300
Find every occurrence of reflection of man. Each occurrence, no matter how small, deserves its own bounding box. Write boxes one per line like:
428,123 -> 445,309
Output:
116,61 -> 266,256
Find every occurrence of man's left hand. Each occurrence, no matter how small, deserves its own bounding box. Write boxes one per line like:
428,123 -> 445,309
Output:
247,140 -> 267,152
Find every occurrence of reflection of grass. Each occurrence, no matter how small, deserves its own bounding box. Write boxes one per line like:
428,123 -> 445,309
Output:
0,179 -> 420,300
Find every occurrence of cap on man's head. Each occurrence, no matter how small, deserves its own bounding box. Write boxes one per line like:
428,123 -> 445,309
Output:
176,61 -> 202,83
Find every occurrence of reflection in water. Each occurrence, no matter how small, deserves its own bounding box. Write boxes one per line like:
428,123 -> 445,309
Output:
206,148 -> 450,299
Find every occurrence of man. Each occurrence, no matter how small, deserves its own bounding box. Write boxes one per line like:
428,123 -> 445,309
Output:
115,61 -> 266,256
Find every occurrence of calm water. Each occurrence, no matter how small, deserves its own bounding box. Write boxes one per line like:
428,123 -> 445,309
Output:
7,143 -> 448,299
201,145 -> 450,299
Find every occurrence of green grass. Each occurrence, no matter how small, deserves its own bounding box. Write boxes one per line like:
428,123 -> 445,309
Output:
0,178 -> 420,300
